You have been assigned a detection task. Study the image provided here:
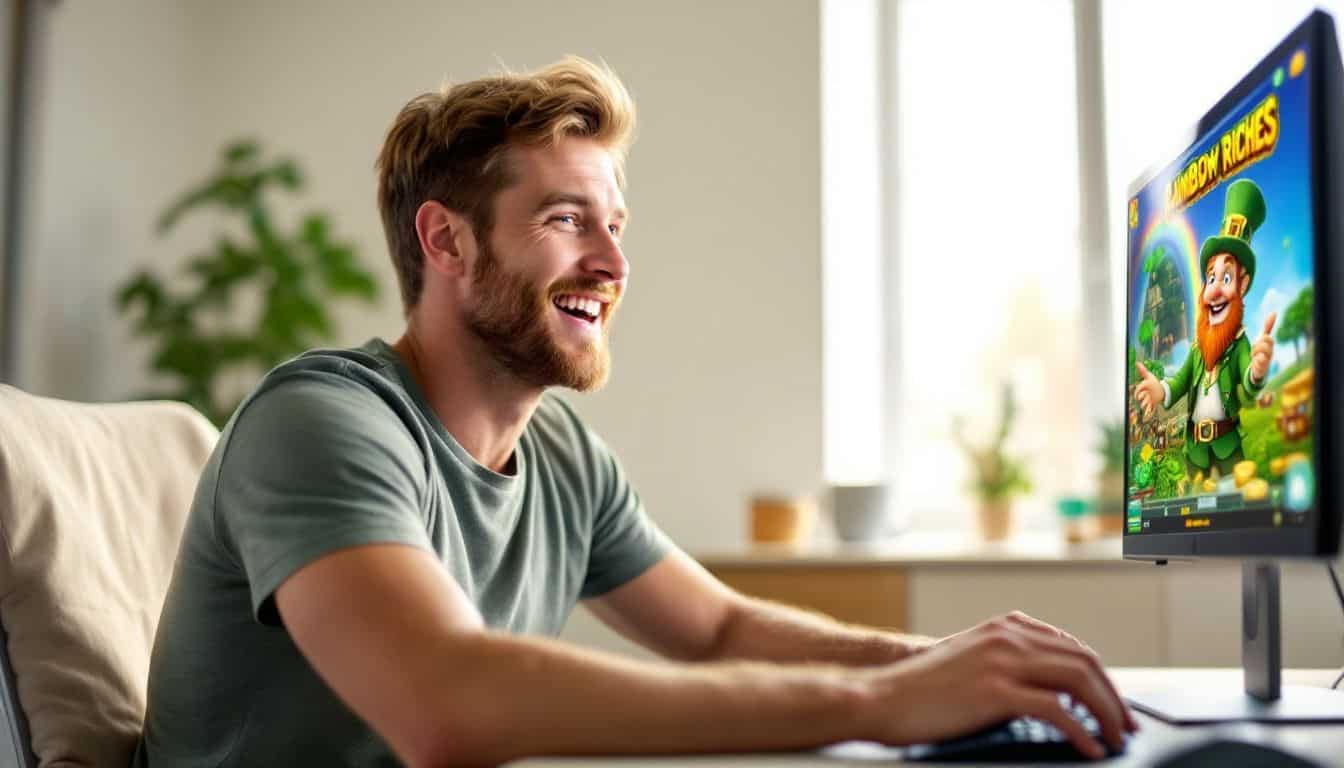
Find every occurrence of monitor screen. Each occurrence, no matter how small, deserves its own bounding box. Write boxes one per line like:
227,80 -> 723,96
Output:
1125,42 -> 1316,540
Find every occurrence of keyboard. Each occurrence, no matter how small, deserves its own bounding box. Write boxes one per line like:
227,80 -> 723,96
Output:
904,694 -> 1127,762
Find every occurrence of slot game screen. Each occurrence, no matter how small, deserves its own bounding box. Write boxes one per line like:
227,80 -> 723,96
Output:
1125,44 -> 1317,536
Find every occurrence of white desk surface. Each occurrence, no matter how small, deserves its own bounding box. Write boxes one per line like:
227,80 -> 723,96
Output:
511,668 -> 1344,767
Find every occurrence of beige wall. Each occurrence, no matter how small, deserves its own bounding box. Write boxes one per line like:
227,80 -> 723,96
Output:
24,0 -> 824,556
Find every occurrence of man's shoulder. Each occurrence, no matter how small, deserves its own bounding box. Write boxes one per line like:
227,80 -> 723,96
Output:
261,339 -> 400,390
219,340 -> 422,458
243,340 -> 406,414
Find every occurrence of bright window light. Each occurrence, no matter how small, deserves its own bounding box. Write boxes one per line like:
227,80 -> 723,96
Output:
894,0 -> 1081,530
822,0 -> 883,485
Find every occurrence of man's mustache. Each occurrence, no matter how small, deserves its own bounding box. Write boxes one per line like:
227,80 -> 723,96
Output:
549,280 -> 621,304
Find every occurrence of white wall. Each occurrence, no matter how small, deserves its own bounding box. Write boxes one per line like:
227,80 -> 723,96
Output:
20,2 -> 204,404
23,0 -> 823,560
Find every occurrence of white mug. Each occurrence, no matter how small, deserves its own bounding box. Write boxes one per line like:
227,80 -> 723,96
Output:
829,482 -> 890,542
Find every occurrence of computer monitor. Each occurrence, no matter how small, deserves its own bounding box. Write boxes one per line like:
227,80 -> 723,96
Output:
1123,9 -> 1344,723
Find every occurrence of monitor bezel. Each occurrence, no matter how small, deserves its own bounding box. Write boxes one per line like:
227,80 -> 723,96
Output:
1123,10 -> 1342,561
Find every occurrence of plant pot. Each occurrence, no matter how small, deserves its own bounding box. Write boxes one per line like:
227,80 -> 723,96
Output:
750,496 -> 814,545
977,499 -> 1014,541
1097,469 -> 1126,537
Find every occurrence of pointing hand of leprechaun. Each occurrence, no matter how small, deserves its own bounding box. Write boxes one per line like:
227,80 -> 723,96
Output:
1133,361 -> 1165,419
1250,312 -> 1276,385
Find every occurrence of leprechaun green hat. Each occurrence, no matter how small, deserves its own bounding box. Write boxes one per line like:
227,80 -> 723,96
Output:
1199,178 -> 1266,290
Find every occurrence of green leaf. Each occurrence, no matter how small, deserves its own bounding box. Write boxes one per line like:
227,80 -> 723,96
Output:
224,140 -> 260,165
125,139 -> 384,420
267,160 -> 303,190
151,337 -> 210,379
115,272 -> 163,314
1138,317 -> 1154,345
1143,246 -> 1163,273
325,268 -> 379,301
300,214 -> 329,245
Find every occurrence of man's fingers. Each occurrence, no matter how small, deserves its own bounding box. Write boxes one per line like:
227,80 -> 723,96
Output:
1135,361 -> 1153,381
1010,688 -> 1107,760
1014,653 -> 1128,752
1008,619 -> 1138,734
1005,612 -> 1073,644
1263,312 -> 1277,336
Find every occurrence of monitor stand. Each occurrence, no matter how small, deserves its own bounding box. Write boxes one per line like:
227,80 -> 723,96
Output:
1128,562 -> 1344,724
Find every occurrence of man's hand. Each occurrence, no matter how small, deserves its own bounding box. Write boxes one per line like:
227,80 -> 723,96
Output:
1133,362 -> 1165,418
858,613 -> 1138,759
1251,312 -> 1276,384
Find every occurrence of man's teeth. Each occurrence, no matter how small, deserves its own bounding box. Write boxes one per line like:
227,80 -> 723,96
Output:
553,294 -> 602,318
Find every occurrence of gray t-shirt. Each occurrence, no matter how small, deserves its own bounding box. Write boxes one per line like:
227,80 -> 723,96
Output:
134,338 -> 671,766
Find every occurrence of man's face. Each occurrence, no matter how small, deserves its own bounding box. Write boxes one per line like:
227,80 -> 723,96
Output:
462,138 -> 628,391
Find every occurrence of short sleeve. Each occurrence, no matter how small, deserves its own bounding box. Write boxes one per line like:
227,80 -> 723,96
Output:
214,367 -> 432,624
579,434 -> 673,599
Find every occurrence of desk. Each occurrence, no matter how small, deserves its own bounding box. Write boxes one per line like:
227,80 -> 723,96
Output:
690,537 -> 1344,669
512,668 -> 1344,766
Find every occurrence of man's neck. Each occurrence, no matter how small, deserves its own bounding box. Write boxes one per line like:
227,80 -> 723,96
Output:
391,320 -> 542,475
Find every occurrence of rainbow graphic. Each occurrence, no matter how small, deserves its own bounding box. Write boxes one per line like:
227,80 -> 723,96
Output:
1129,212 -> 1202,352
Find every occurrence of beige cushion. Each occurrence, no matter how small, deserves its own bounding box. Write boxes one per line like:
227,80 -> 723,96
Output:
0,385 -> 217,767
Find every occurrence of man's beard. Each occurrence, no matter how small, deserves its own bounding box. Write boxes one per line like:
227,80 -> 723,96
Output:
463,240 -> 617,392
1196,295 -> 1244,372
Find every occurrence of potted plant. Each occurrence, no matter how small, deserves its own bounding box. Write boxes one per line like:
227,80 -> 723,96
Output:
1095,419 -> 1127,535
116,140 -> 380,426
953,382 -> 1031,541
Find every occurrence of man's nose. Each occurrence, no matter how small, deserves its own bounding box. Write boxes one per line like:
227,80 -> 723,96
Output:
581,229 -> 629,282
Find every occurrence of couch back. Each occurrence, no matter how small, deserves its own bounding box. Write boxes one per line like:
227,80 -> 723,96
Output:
0,386 -> 217,767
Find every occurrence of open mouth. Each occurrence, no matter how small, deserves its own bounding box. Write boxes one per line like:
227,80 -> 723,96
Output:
1208,300 -> 1228,320
552,294 -> 603,326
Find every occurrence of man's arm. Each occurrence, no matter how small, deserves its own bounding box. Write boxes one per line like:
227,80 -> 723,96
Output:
276,543 -> 868,767
277,543 -> 1133,766
585,549 -> 933,666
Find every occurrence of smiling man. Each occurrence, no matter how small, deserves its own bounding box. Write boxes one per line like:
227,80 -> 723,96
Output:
135,57 -> 1135,766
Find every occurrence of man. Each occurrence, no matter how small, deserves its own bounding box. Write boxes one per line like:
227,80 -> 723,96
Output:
1135,179 -> 1277,478
135,57 -> 1135,766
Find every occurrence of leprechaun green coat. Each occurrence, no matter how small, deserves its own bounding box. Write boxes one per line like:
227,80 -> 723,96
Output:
1163,328 -> 1265,470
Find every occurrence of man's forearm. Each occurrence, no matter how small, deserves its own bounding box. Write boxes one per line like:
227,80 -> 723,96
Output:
709,595 -> 937,667
427,630 -> 873,766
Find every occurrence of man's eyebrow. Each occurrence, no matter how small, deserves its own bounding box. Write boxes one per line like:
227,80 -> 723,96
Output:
534,192 -> 628,221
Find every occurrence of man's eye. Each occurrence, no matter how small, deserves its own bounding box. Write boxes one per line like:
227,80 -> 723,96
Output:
1223,273 -> 1232,285
551,214 -> 579,227
608,224 -> 620,236
1207,273 -> 1215,284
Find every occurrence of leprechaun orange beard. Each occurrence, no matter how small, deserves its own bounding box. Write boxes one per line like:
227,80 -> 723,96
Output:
1196,289 -> 1245,372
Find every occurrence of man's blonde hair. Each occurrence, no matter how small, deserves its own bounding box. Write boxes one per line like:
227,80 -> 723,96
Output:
376,56 -> 636,311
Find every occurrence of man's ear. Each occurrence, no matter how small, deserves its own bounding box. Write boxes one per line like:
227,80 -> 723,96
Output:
415,200 -> 473,279
1239,268 -> 1251,298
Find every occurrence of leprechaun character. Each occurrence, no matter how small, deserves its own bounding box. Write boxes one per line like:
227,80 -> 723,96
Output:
1134,179 -> 1277,477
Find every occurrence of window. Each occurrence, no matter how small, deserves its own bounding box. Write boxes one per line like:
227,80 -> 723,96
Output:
891,0 -> 1083,531
824,0 -> 1344,535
